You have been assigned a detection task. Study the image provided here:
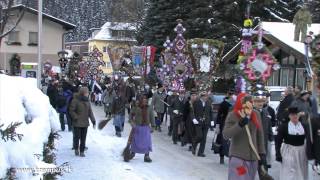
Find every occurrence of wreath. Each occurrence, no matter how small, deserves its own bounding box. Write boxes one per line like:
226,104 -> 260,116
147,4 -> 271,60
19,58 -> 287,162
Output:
238,45 -> 279,82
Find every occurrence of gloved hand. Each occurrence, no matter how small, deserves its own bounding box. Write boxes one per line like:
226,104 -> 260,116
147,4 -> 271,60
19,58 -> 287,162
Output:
259,154 -> 267,166
193,118 -> 199,125
173,110 -> 179,115
238,117 -> 249,127
210,121 -> 215,127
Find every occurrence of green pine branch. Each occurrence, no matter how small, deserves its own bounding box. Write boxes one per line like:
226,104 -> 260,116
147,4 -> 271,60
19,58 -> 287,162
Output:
0,122 -> 23,142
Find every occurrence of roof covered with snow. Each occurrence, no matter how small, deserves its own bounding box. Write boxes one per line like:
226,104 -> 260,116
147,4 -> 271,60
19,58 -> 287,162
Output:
262,22 -> 320,56
9,5 -> 76,30
222,21 -> 320,62
89,22 -> 137,42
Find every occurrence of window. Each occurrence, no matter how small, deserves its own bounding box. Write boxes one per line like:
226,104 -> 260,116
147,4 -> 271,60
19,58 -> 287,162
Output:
267,69 -> 279,86
280,68 -> 295,87
7,31 -> 21,45
296,68 -> 306,90
28,32 -> 38,45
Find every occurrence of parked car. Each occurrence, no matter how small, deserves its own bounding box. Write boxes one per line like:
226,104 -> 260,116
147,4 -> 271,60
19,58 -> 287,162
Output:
266,86 -> 286,113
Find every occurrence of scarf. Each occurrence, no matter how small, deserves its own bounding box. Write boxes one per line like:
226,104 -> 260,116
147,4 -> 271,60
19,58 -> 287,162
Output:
233,93 -> 260,129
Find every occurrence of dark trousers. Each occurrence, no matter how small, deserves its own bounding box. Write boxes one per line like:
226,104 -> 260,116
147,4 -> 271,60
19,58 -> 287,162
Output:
115,126 -> 121,132
73,127 -> 88,153
157,112 -> 165,124
172,116 -> 182,143
195,126 -> 209,155
59,113 -> 72,131
169,113 -> 173,134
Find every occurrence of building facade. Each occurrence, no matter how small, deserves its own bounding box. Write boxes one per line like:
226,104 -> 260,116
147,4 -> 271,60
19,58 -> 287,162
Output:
0,5 -> 75,71
88,22 -> 137,75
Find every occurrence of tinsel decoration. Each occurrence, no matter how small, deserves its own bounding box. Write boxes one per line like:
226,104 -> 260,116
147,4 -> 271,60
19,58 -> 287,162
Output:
235,76 -> 246,95
83,47 -> 106,83
0,122 -> 23,142
157,20 -> 193,91
187,38 -> 224,91
237,24 -> 279,83
67,52 -> 81,81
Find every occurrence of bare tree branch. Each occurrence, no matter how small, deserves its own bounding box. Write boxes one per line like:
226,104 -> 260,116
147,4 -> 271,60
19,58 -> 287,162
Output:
0,9 -> 24,39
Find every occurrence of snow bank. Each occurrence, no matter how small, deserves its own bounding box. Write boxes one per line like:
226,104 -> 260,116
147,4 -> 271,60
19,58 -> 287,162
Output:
0,74 -> 60,179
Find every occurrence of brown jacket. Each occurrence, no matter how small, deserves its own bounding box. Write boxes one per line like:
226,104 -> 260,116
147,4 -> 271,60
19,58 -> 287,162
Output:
129,105 -> 155,127
223,110 -> 265,161
69,94 -> 96,127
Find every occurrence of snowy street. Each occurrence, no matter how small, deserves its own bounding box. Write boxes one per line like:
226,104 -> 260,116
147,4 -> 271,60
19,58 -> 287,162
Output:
55,104 -> 319,180
56,104 -> 228,180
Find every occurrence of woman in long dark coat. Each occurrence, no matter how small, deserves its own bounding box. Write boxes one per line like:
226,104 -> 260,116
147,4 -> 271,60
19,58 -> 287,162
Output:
214,96 -> 232,164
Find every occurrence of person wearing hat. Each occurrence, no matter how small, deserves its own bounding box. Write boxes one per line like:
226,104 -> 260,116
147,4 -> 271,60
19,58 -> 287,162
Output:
213,92 -> 233,164
252,85 -> 274,177
151,83 -> 167,132
290,90 -> 312,124
275,106 -> 313,180
192,91 -> 214,157
223,93 -> 265,180
277,86 -> 295,125
171,90 -> 187,145
183,89 -> 199,152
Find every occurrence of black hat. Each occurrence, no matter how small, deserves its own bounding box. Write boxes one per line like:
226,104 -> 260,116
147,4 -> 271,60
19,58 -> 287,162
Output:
288,107 -> 299,114
300,90 -> 311,97
190,88 -> 198,95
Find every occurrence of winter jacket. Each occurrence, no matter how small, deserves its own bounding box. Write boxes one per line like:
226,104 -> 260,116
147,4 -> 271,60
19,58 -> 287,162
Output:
111,95 -> 126,115
69,93 -> 96,127
130,105 -> 155,127
171,96 -> 187,119
216,100 -> 232,131
152,91 -> 167,113
47,84 -> 59,108
277,94 -> 295,123
258,107 -> 274,155
57,90 -> 73,114
223,110 -> 266,161
193,99 -> 213,126
291,98 -> 312,123
312,117 -> 320,163
125,85 -> 135,103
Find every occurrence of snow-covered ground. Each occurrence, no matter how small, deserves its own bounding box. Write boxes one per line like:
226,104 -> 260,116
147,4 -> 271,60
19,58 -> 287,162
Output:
56,105 -> 319,180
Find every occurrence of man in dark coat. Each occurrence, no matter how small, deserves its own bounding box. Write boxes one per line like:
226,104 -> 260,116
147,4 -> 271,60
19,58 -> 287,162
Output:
192,91 -> 213,157
291,90 -> 312,124
125,82 -> 135,114
69,87 -> 96,157
171,91 -> 187,144
277,86 -> 295,125
112,90 -> 126,137
47,80 -> 59,108
214,96 -> 232,164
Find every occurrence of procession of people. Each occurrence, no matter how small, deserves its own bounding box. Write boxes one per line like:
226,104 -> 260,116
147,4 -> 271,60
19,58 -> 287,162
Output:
43,72 -> 320,179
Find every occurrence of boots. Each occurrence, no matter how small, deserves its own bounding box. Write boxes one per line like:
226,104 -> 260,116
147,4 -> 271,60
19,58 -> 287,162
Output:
144,154 -> 152,163
220,156 -> 224,164
75,149 -> 79,156
80,152 -> 85,157
129,152 -> 135,160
